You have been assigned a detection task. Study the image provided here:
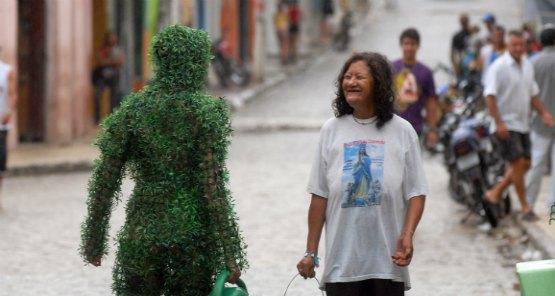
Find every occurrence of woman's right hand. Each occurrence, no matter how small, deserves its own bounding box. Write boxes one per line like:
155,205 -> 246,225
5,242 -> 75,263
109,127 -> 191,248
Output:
297,256 -> 316,279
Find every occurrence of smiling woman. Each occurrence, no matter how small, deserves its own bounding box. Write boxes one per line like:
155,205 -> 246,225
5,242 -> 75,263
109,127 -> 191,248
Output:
297,52 -> 427,296
342,61 -> 374,118
332,52 -> 396,128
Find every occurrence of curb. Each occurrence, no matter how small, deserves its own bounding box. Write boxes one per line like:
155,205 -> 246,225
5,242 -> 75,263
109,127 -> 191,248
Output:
223,52 -> 324,112
6,161 -> 94,178
516,218 -> 555,259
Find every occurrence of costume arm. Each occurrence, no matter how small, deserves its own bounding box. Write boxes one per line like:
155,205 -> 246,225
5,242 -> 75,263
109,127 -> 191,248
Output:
202,100 -> 247,270
80,111 -> 129,264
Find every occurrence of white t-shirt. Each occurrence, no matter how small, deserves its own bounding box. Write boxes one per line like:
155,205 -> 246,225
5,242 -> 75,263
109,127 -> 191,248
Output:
307,114 -> 428,291
483,51 -> 539,133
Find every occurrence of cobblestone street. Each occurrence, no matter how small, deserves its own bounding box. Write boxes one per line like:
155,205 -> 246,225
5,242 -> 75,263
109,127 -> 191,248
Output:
0,0 -> 536,295
0,132 -> 523,296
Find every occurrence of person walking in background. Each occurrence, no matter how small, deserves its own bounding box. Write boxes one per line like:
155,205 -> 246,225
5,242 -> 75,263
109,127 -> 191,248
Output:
287,0 -> 302,64
320,0 -> 335,46
297,52 -> 427,296
451,14 -> 472,79
525,26 -> 555,215
523,23 -> 541,59
456,25 -> 483,83
480,13 -> 497,44
476,25 -> 505,84
483,30 -> 555,221
0,48 -> 16,210
274,1 -> 289,64
93,31 -> 124,124
392,28 -> 439,148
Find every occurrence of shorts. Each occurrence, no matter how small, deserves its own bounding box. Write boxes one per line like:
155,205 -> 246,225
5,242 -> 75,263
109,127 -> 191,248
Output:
0,131 -> 7,175
289,24 -> 300,34
326,279 -> 404,296
493,131 -> 531,161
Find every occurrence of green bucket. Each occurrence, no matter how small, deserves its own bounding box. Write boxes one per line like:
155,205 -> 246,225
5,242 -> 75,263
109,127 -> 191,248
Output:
516,259 -> 555,296
209,270 -> 248,296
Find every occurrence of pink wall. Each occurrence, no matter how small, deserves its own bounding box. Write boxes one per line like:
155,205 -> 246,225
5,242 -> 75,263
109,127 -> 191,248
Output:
46,0 -> 93,144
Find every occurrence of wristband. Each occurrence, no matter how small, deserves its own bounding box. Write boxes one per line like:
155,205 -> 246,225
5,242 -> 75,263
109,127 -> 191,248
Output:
304,252 -> 320,268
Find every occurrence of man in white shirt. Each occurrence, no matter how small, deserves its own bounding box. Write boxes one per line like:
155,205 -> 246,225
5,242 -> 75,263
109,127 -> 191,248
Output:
483,30 -> 555,221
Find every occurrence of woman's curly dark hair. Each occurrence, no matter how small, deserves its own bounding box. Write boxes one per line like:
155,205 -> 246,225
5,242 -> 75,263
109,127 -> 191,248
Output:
332,52 -> 395,129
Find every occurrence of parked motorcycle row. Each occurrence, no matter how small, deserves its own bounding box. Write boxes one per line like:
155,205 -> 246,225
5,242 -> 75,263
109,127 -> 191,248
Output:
211,37 -> 251,89
431,65 -> 511,228
332,10 -> 353,52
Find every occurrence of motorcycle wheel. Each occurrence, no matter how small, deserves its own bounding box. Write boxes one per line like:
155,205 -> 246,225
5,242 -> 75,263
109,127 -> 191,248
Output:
480,198 -> 499,228
501,192 -> 512,216
211,60 -> 229,88
474,181 -> 498,228
448,166 -> 468,204
229,61 -> 250,87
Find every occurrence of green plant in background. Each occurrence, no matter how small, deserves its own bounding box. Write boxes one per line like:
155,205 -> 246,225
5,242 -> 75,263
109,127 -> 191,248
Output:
80,24 -> 247,296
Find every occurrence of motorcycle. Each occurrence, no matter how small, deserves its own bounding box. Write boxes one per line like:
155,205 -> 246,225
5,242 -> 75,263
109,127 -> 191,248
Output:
332,11 -> 353,52
445,84 -> 511,228
211,37 -> 250,88
436,70 -> 483,163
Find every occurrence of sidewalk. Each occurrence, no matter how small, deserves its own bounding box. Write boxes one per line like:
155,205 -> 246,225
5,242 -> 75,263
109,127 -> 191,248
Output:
515,176 -> 555,259
6,50 -> 321,177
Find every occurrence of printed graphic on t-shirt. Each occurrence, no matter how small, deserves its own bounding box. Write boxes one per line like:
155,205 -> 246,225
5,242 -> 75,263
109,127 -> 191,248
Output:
395,68 -> 420,112
341,140 -> 385,208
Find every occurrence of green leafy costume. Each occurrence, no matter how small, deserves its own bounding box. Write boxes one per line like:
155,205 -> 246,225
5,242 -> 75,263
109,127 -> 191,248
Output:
80,25 -> 247,295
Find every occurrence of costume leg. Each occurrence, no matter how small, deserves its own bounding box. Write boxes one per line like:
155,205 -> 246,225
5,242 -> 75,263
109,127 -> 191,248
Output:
112,237 -> 164,296
163,245 -> 213,296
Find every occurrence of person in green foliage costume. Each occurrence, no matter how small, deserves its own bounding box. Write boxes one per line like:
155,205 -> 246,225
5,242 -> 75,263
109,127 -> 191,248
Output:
80,25 -> 247,295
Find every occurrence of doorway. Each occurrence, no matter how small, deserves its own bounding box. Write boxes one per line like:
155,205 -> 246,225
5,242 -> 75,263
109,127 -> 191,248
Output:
17,0 -> 46,142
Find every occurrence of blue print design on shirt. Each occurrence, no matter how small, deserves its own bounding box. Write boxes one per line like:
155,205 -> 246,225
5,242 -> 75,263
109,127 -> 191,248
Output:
341,140 -> 385,208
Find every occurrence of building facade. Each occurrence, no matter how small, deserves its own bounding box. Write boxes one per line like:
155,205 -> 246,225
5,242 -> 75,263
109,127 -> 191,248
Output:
0,0 -> 339,148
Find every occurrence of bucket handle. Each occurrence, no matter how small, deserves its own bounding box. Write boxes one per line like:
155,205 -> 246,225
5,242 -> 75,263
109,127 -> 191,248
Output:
283,273 -> 324,296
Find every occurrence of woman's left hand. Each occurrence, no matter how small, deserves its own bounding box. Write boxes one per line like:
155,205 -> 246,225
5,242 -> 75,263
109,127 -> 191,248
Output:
392,232 -> 413,267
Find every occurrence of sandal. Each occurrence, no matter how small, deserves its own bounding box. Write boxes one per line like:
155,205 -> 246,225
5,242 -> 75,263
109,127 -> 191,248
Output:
522,211 -> 540,222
